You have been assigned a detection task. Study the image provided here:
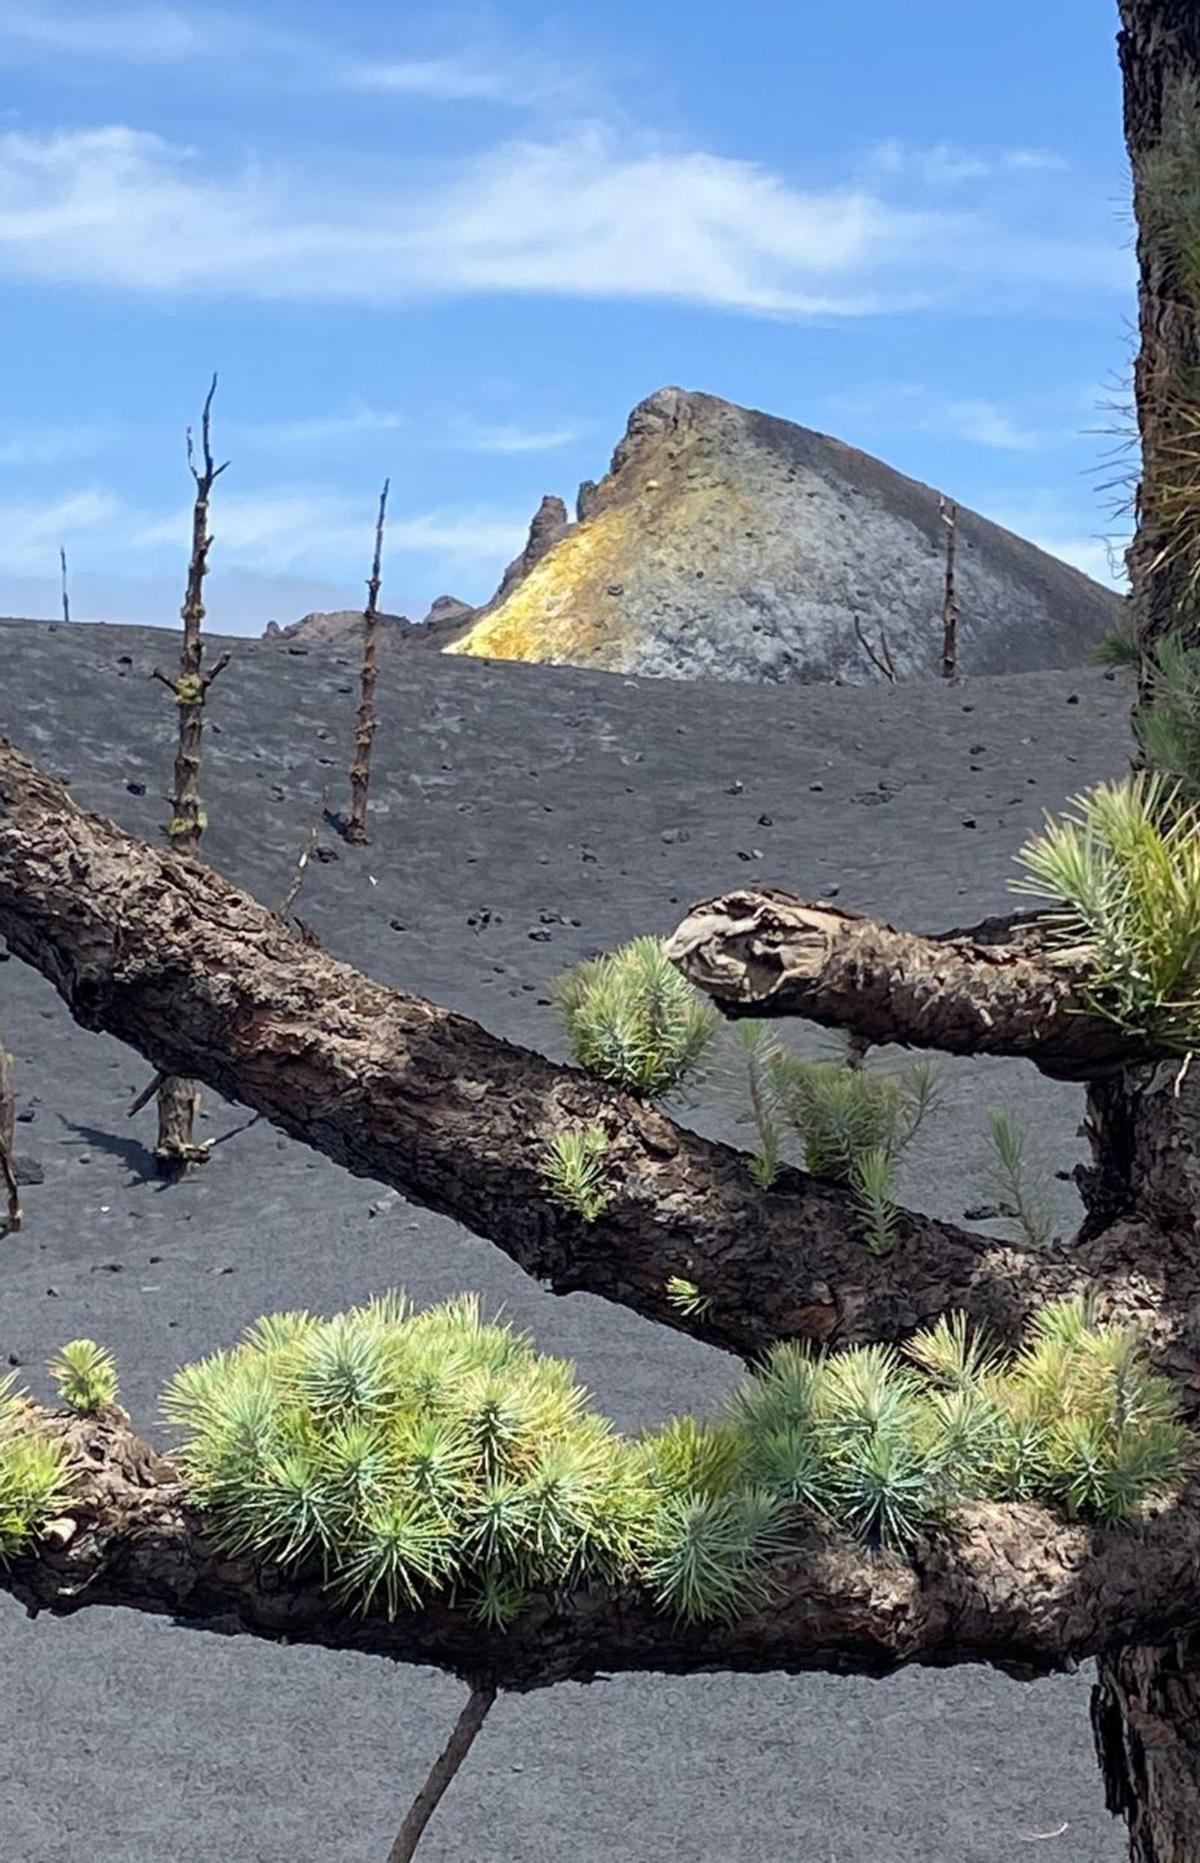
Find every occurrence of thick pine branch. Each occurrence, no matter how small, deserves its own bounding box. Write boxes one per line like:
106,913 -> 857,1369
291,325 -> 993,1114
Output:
5,1406 -> 1200,1689
665,887 -> 1173,1082
5,738 -> 1200,1387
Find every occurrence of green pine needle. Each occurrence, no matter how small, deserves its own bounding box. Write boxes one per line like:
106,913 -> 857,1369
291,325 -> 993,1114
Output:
47,1339 -> 120,1414
151,1289 -> 1192,1628
552,937 -> 719,1100
542,1124 -> 611,1222
979,1109 -> 1056,1250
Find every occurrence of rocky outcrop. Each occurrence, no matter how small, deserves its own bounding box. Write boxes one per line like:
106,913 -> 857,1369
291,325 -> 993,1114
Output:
445,387 -> 1124,683
263,609 -> 410,646
265,598 -> 477,651
490,496 -> 570,606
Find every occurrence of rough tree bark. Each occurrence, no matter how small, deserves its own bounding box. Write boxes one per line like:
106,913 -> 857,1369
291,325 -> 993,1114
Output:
1091,9 -> 1200,1853
345,480 -> 390,847
148,374 -> 229,1175
1120,0 -> 1200,685
0,1019 -> 20,1231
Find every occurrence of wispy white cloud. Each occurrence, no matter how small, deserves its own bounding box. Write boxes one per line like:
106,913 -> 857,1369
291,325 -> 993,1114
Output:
0,121 -> 1123,317
984,492 -> 1130,587
133,490 -> 525,571
0,487 -> 122,573
825,382 -> 1051,452
1024,533 -> 1128,586
0,3 -> 207,61
0,476 -> 529,592
346,53 -> 550,106
452,419 -> 579,455
868,140 -> 1071,187
0,422 -> 112,466
231,406 -> 579,456
229,407 -> 407,448
0,3 -> 588,109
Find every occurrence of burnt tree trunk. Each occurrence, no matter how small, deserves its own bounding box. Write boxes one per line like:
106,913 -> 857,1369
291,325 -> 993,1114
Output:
0,1023 -> 20,1231
1094,9 -> 1200,1856
345,480 -> 390,847
1120,0 -> 1200,686
939,497 -> 958,679
1092,1635 -> 1200,1863
151,375 -> 228,1176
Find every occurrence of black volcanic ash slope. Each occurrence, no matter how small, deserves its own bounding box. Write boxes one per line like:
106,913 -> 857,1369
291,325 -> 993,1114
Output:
0,617 -> 1128,1863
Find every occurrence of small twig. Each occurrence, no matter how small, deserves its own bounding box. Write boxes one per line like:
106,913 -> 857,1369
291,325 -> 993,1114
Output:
128,1071 -> 166,1119
188,373 -> 230,488
279,791 -> 327,922
202,650 -> 232,691
207,1112 -> 261,1148
385,1684 -> 496,1863
853,614 -> 897,683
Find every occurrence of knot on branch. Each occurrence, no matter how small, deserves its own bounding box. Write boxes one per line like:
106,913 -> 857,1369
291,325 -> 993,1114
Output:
663,890 -> 844,1011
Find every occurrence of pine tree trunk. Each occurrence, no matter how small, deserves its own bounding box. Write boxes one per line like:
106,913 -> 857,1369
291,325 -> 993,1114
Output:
1092,1636 -> 1200,1863
1081,1042 -> 1200,1860
1100,12 -> 1200,1855
1119,0 -> 1200,681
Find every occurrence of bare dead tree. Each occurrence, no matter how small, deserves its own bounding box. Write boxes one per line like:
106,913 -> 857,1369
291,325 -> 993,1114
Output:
0,1023 -> 20,1232
345,480 -> 390,847
146,374 -> 230,1175
852,613 -> 897,682
59,547 -> 70,627
939,496 -> 959,679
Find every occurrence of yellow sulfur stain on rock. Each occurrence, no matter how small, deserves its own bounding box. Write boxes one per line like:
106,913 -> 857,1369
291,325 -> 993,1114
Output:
445,504 -> 642,666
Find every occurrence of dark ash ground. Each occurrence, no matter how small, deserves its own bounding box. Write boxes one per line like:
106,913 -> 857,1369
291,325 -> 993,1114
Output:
0,618 -> 1133,1860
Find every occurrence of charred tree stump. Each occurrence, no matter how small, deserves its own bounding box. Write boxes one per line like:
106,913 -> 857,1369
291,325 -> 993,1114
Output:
345,480 -> 390,848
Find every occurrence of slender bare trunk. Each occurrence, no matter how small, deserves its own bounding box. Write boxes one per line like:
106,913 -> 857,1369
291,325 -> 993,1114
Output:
345,480 -> 390,847
59,547 -> 70,627
939,497 -> 958,678
0,1027 -> 20,1231
149,375 -> 229,1175
385,1686 -> 496,1863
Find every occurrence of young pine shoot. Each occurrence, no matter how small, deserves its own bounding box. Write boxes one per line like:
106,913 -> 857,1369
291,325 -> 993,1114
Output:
980,1109 -> 1056,1250
542,1124 -> 611,1222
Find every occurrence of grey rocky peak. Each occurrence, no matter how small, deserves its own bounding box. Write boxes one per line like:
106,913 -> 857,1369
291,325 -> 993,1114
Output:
447,385 -> 1123,683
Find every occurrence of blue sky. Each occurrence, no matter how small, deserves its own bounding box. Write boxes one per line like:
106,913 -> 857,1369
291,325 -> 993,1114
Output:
0,0 -> 1134,634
